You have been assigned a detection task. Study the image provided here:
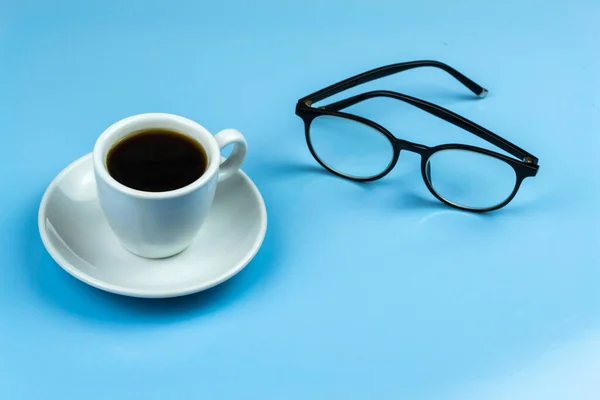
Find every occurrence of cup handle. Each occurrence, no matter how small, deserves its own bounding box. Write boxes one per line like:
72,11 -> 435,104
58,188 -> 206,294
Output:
214,129 -> 247,182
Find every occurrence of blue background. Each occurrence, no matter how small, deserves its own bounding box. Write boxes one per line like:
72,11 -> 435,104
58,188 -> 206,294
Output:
1,1 -> 599,398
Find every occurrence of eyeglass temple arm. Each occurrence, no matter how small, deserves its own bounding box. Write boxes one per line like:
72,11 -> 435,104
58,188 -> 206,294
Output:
324,91 -> 538,165
298,60 -> 488,106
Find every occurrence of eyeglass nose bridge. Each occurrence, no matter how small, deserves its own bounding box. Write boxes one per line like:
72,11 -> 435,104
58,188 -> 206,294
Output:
393,138 -> 429,156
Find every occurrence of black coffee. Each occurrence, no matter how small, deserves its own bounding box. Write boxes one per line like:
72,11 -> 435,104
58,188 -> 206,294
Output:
107,128 -> 208,192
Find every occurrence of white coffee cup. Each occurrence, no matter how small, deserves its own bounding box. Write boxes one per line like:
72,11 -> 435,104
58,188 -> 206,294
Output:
92,113 -> 247,259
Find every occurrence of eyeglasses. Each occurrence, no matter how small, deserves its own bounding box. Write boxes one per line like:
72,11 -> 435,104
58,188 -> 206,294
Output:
295,60 -> 539,212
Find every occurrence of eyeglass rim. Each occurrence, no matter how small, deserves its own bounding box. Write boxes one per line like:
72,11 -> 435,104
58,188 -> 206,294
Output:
421,145 -> 523,212
301,109 -> 535,212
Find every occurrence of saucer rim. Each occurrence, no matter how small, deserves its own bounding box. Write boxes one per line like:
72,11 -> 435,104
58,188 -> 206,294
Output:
38,153 -> 267,298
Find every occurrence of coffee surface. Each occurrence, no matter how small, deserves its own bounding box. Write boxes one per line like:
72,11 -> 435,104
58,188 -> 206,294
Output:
107,129 -> 208,192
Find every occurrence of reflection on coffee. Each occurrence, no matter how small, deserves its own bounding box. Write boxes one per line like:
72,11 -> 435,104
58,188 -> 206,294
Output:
107,129 -> 208,192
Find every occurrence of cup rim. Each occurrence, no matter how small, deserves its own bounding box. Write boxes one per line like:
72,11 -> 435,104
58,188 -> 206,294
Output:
92,113 -> 220,199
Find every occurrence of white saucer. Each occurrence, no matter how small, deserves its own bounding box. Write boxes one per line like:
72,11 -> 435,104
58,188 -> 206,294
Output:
38,153 -> 267,298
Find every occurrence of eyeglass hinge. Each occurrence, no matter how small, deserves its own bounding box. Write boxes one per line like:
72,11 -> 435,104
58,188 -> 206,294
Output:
304,100 -> 313,107
524,157 -> 534,164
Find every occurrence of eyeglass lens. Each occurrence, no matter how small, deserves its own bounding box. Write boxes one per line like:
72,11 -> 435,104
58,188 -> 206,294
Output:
426,149 -> 517,209
309,115 -> 394,179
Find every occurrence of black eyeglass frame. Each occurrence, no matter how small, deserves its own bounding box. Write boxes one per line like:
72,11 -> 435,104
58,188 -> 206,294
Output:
295,60 -> 539,212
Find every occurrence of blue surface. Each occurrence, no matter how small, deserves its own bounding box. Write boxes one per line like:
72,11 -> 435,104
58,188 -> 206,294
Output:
1,1 -> 599,398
